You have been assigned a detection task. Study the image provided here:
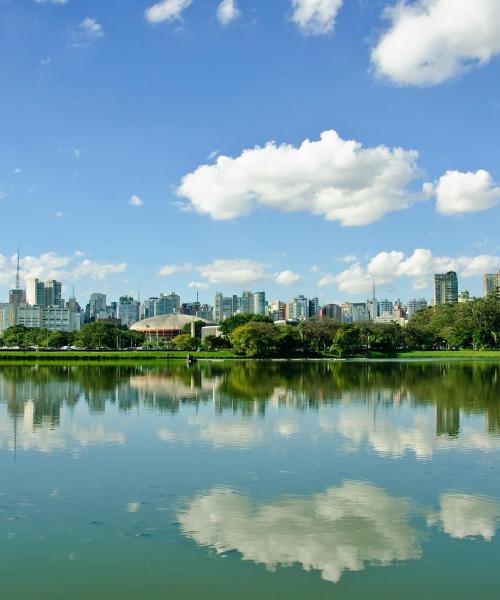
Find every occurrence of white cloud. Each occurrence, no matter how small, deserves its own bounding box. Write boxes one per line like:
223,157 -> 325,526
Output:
336,254 -> 357,264
199,259 -> 266,285
55,211 -> 64,218
178,130 -> 421,226
40,56 -> 52,66
70,18 -> 103,47
274,270 -> 302,286
291,0 -> 343,35
35,0 -> 68,4
217,0 -> 240,26
158,263 -> 193,277
319,248 -> 500,294
430,170 -> 500,215
372,0 -> 500,86
72,148 -> 81,158
145,0 -> 192,24
178,482 -> 421,583
13,168 -> 22,174
439,493 -> 500,541
188,281 -> 209,290
130,194 -> 144,207
71,259 -> 127,280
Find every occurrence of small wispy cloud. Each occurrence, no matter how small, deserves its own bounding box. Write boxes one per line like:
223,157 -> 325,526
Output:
70,18 -> 104,48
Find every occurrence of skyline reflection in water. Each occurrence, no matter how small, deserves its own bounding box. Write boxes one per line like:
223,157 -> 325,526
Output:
0,361 -> 499,599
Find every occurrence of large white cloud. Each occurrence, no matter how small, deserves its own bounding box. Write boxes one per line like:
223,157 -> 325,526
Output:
430,170 -> 500,215
178,482 -> 421,583
291,0 -> 343,35
372,0 -> 500,86
146,0 -> 192,24
217,0 -> 240,25
439,493 -> 500,540
319,249 -> 500,294
274,270 -> 303,286
178,130 -> 421,226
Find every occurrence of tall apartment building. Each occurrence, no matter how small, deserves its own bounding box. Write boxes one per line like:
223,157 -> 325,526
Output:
214,293 -> 236,322
434,272 -> 458,305
484,271 -> 500,298
407,298 -> 428,318
322,303 -> 342,321
267,300 -> 286,321
44,280 -> 62,307
0,303 -> 15,336
286,295 -> 309,321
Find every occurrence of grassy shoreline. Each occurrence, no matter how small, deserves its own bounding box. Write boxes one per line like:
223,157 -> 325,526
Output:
0,349 -> 499,362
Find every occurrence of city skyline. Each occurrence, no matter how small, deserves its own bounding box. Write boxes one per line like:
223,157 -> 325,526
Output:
1,1 -> 500,304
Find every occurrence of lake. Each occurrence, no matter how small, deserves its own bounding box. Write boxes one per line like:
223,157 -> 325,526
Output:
1,361 -> 499,599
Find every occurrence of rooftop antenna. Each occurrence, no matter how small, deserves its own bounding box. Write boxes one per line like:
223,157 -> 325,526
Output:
138,281 -> 141,304
372,277 -> 376,301
196,290 -> 199,303
72,281 -> 76,299
15,246 -> 21,290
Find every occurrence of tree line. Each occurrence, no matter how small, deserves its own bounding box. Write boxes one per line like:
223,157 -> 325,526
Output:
1,296 -> 499,356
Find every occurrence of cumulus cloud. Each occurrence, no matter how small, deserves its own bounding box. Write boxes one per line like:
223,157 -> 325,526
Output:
130,194 -> 144,207
0,251 -> 127,287
178,482 -> 421,583
71,259 -> 127,280
217,0 -> 240,25
188,281 -> 209,290
429,170 -> 500,215
372,0 -> 500,86
319,249 -> 500,294
178,130 -> 421,226
274,270 -> 302,286
439,493 -> 500,540
158,263 -> 193,276
146,0 -> 192,24
199,259 -> 266,285
291,0 -> 343,35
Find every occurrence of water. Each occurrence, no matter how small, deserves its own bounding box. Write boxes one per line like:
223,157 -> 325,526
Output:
0,361 -> 499,599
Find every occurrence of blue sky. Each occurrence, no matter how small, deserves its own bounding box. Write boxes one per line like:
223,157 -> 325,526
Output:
1,0 -> 499,306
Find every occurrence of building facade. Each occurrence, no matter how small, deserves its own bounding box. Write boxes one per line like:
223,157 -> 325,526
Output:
434,272 -> 459,305
484,271 -> 500,298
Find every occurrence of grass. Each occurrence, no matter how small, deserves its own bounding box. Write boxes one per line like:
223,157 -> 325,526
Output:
0,349 -> 238,361
398,350 -> 500,359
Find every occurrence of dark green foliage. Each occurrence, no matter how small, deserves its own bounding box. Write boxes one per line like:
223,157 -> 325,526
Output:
219,313 -> 273,338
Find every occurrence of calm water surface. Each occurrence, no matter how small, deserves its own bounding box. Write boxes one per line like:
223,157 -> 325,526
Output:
1,361 -> 499,599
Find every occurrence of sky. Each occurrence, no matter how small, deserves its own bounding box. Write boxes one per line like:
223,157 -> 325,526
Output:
1,0 -> 500,306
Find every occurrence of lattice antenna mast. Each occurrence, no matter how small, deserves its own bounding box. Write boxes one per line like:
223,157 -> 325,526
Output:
372,277 -> 376,301
15,247 -> 21,290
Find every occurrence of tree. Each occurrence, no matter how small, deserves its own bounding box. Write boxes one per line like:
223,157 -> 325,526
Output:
219,313 -> 273,338
172,334 -> 199,351
330,326 -> 362,358
299,319 -> 340,353
230,322 -> 279,357
203,335 -> 232,351
181,320 -> 206,339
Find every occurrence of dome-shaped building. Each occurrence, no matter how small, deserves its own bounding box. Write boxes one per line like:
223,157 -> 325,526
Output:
130,314 -> 211,341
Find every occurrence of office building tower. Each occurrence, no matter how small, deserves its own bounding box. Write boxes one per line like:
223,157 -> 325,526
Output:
308,297 -> 320,318
154,292 -> 180,316
241,291 -> 253,314
253,292 -> 266,316
44,280 -> 62,307
26,278 -> 46,306
88,293 -> 107,320
267,300 -> 286,322
117,296 -> 140,327
0,303 -> 15,336
483,271 -> 500,298
434,272 -> 459,305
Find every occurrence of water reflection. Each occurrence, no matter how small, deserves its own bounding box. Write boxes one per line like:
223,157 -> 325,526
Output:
178,482 -> 422,583
0,362 -> 499,454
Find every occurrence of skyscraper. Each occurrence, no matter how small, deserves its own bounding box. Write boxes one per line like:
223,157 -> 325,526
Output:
89,293 -> 107,319
434,272 -> 458,305
241,291 -> 253,314
253,292 -> 266,316
44,280 -> 62,307
483,271 -> 500,298
26,278 -> 46,306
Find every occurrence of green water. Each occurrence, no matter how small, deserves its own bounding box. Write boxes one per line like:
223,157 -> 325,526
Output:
1,361 -> 499,599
